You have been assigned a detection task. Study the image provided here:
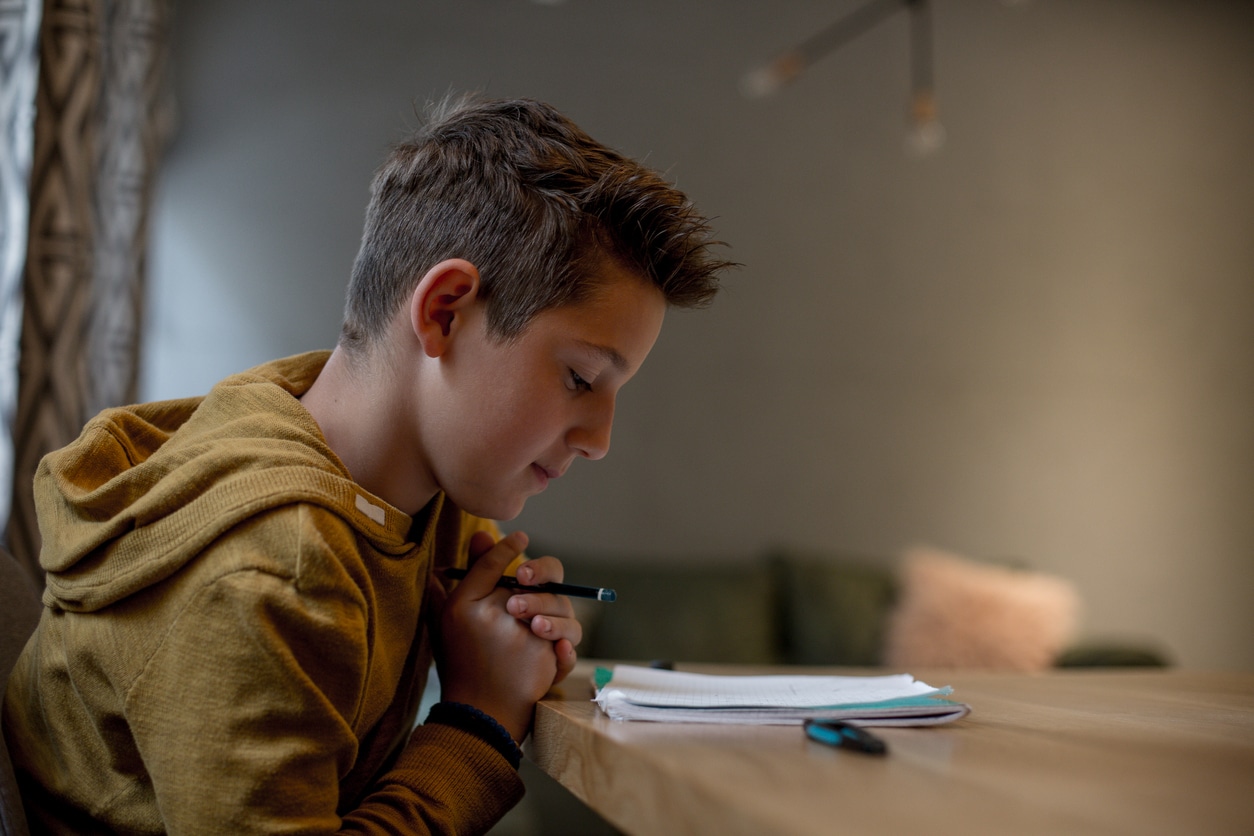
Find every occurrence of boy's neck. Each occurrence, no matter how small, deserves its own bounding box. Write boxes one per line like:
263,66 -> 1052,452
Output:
299,345 -> 439,516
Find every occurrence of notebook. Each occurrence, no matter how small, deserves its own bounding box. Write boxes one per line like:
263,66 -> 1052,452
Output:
593,665 -> 971,726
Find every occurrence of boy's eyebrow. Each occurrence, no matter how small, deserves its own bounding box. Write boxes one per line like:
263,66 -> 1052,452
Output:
575,339 -> 628,372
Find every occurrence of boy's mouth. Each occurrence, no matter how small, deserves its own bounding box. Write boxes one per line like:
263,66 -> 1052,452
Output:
532,463 -> 561,488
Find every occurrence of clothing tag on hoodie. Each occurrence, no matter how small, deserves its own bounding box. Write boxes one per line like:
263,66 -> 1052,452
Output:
355,494 -> 386,526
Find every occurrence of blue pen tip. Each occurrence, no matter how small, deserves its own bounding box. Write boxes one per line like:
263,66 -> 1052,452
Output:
599,589 -> 617,602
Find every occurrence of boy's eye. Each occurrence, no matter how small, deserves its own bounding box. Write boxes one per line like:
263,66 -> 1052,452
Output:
569,370 -> 593,392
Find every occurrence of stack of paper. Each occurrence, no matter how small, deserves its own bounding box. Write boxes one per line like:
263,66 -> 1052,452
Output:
593,665 -> 971,726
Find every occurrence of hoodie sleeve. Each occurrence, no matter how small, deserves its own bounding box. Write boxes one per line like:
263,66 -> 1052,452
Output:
124,526 -> 521,835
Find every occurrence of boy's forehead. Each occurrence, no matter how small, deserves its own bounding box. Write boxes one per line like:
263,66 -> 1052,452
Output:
524,271 -> 666,363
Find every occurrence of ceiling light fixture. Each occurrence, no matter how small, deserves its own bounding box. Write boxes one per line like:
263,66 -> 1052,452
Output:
742,0 -> 945,157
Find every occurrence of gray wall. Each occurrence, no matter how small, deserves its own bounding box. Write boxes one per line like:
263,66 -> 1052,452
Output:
144,0 -> 1254,670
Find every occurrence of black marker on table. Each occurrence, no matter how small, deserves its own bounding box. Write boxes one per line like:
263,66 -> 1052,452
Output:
442,567 -> 617,602
803,719 -> 888,755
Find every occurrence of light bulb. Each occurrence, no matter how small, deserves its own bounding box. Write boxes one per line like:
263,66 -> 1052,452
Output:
905,90 -> 946,157
740,51 -> 805,99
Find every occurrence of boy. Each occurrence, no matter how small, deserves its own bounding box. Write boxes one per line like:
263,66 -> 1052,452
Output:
3,96 -> 730,834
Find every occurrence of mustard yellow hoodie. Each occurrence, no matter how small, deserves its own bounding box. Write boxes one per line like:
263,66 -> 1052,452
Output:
2,352 -> 523,834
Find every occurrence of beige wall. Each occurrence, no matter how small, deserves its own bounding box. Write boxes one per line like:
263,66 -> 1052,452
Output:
145,0 -> 1254,669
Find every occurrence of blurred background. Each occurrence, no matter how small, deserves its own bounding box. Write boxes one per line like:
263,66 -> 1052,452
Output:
4,0 -> 1252,673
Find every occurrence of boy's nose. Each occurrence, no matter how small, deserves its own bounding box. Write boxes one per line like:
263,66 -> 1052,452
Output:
568,403 -> 613,461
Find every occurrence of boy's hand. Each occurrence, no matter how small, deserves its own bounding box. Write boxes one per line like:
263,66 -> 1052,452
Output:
428,530 -> 581,742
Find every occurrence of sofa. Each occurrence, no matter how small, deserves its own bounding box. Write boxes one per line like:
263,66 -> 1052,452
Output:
551,545 -> 1169,670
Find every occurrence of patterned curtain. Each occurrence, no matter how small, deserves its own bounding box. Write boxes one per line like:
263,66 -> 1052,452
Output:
3,0 -> 172,581
0,1 -> 42,567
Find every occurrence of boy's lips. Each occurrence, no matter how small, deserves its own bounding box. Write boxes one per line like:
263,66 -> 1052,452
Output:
532,463 -> 563,488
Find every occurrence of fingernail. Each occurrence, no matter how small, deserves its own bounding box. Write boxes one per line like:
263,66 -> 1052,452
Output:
518,564 -> 534,584
533,616 -> 550,635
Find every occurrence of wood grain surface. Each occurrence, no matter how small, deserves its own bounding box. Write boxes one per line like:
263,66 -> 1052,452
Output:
530,663 -> 1254,835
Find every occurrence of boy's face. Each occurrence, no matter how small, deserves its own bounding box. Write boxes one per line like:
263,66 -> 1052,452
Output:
422,262 -> 667,521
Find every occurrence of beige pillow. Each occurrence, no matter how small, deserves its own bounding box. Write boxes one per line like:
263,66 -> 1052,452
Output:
883,546 -> 1079,672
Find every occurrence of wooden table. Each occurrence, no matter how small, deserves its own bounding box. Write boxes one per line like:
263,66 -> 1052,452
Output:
529,664 -> 1254,835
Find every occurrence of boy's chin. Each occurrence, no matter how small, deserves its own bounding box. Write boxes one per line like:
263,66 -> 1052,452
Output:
453,492 -> 528,522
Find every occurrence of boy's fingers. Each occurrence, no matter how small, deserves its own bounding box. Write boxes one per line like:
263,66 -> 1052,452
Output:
506,592 -> 574,621
527,614 -> 582,648
513,554 -> 563,586
553,639 -> 577,684
467,530 -> 497,561
456,531 -> 528,598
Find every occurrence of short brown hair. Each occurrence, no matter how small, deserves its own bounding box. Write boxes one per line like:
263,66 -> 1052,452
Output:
341,95 -> 732,349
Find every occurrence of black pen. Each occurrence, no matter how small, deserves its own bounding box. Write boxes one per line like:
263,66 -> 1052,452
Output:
441,567 -> 617,602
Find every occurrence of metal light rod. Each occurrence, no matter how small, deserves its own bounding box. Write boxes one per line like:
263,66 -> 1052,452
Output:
742,0 -> 911,98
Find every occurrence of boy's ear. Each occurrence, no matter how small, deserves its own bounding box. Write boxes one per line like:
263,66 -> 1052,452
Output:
409,259 -> 481,358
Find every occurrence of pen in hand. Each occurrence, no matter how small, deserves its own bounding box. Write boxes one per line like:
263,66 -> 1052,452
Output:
441,567 -> 617,602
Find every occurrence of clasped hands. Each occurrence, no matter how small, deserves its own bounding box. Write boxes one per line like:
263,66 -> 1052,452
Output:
429,530 -> 581,743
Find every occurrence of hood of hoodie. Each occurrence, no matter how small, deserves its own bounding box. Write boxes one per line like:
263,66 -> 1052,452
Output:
35,351 -> 413,613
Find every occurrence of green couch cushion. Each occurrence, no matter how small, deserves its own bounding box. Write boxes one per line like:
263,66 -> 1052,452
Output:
572,557 -> 781,665
770,550 -> 898,667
